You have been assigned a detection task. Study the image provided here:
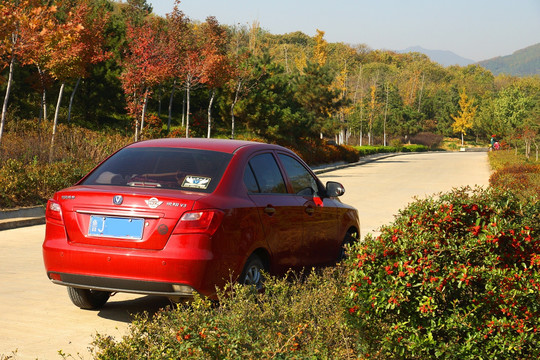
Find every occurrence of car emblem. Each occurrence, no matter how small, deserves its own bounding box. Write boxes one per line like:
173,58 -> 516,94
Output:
145,197 -> 163,209
113,195 -> 123,205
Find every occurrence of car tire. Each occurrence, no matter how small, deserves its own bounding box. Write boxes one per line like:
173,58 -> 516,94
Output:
338,230 -> 359,262
67,287 -> 111,310
239,254 -> 266,291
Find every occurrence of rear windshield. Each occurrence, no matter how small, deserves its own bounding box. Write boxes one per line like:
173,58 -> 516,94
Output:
81,147 -> 232,193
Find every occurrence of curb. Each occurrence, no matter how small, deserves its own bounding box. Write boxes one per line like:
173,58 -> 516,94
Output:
312,152 -> 402,175
0,205 -> 45,231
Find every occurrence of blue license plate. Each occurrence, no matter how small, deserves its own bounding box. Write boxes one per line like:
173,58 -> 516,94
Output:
88,215 -> 144,240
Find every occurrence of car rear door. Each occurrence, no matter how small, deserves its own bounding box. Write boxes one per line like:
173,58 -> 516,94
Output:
244,152 -> 304,273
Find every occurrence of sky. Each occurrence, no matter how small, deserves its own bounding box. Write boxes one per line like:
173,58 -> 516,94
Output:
147,0 -> 540,62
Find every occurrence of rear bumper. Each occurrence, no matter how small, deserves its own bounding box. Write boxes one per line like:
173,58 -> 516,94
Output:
43,223 -> 232,298
47,272 -> 196,298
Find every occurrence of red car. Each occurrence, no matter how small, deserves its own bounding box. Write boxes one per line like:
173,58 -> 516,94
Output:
43,138 -> 359,309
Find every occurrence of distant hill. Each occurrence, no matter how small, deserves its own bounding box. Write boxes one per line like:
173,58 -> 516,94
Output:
477,43 -> 540,76
398,46 -> 475,67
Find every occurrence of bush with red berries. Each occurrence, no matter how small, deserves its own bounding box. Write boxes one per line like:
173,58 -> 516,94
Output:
345,187 -> 539,359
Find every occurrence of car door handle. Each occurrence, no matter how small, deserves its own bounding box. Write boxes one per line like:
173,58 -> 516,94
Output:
264,206 -> 276,215
305,206 -> 315,215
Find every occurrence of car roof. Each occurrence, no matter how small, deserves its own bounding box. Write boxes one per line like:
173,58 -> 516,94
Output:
127,138 -> 286,154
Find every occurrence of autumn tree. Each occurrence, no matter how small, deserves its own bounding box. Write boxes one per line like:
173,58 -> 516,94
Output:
197,17 -> 231,138
178,16 -> 231,138
226,22 -> 262,139
44,1 -> 110,161
121,15 -> 170,141
0,0 -> 57,144
452,89 -> 477,146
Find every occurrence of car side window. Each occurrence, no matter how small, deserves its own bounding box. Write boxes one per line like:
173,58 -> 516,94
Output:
247,153 -> 288,194
278,154 -> 319,196
243,164 -> 260,193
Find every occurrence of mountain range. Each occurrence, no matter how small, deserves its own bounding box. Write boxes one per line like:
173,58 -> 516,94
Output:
398,44 -> 540,76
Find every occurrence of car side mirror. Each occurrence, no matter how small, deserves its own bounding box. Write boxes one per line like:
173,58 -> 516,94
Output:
326,181 -> 345,197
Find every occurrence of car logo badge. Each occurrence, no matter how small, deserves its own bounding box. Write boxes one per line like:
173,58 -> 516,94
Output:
145,197 -> 163,209
113,195 -> 123,205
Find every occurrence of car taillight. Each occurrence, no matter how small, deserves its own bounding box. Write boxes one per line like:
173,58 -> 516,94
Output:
46,199 -> 63,222
173,210 -> 224,235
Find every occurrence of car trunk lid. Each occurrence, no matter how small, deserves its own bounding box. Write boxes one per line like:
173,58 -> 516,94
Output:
56,185 -> 203,250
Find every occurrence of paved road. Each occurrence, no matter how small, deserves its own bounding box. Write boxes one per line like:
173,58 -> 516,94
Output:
318,151 -> 491,237
0,151 -> 490,359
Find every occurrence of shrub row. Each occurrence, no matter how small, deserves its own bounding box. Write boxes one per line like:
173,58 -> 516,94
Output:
488,150 -> 540,200
0,158 -> 92,208
355,144 -> 429,157
93,268 -> 359,359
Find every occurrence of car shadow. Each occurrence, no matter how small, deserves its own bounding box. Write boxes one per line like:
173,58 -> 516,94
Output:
97,295 -> 173,323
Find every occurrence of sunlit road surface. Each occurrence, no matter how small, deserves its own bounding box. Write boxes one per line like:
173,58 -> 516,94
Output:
318,151 -> 491,238
0,151 -> 490,359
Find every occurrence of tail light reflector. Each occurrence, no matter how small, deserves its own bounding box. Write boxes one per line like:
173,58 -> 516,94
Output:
173,210 -> 224,235
46,199 -> 63,222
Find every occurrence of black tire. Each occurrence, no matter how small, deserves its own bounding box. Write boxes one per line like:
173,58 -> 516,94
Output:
338,230 -> 359,262
67,287 -> 111,310
239,254 -> 266,291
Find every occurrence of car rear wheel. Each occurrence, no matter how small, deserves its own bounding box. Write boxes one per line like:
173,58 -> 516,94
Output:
67,287 -> 111,310
240,254 -> 266,291
338,230 -> 359,262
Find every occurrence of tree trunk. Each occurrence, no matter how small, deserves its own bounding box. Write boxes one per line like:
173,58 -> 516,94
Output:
67,77 -> 81,124
37,65 -> 47,123
134,91 -> 139,142
168,80 -> 176,133
157,85 -> 162,117
49,82 -> 65,163
0,55 -> 15,145
185,76 -> 191,138
230,80 -> 242,139
384,82 -> 389,146
207,89 -> 215,138
140,87 -> 149,134
181,89 -> 186,127
417,73 -> 425,112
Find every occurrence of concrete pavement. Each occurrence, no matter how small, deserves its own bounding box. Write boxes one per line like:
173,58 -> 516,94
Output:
318,151 -> 491,237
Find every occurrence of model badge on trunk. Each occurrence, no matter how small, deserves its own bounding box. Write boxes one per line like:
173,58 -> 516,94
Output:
145,197 -> 163,209
113,195 -> 123,205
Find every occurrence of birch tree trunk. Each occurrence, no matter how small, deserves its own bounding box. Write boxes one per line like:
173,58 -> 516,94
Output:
185,76 -> 191,138
0,55 -> 15,145
168,80 -> 176,132
140,87 -> 149,134
134,91 -> 139,142
230,80 -> 242,139
207,89 -> 215,138
37,65 -> 47,123
67,77 -> 81,123
49,82 -> 65,163
418,73 -> 425,112
384,82 -> 389,146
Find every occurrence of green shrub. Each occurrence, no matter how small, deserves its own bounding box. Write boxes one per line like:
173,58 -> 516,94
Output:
402,144 -> 429,152
92,268 -> 360,359
0,159 -> 41,208
0,158 -> 92,208
345,187 -> 539,359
